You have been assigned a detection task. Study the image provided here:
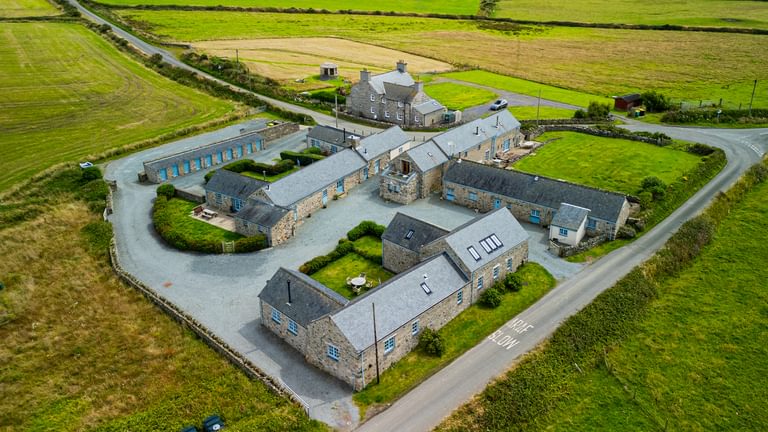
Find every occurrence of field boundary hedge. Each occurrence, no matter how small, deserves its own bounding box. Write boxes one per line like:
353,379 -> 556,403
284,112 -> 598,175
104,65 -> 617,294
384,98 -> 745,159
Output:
445,157 -> 768,431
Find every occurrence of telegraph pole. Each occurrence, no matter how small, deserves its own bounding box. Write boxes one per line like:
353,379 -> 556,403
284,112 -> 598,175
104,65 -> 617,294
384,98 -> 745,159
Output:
536,89 -> 542,126
748,79 -> 757,116
335,94 -> 339,128
372,303 -> 380,385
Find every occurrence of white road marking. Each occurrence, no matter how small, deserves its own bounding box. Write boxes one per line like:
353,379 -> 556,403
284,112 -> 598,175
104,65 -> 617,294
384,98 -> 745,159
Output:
487,318 -> 535,350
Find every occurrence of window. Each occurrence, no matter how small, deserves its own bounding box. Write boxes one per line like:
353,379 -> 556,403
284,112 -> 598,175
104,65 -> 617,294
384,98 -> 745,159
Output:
159,169 -> 167,181
411,320 -> 419,335
414,115 -> 420,123
370,94 -> 375,102
205,154 -> 213,166
477,144 -> 481,151
370,106 -> 376,114
238,146 -> 244,157
587,218 -> 597,229
248,143 -> 254,154
396,112 -> 403,121
217,151 -> 223,163
507,258 -> 513,271
477,276 -> 484,290
271,307 -> 281,324
457,290 -> 463,304
384,336 -> 396,353
327,344 -> 340,361
385,111 -> 390,118
171,164 -> 179,177
493,265 -> 500,280
215,193 -> 223,205
503,138 -> 511,152
183,160 -> 190,174
225,148 -> 232,160
381,95 -> 386,103
446,188 -> 455,201
490,234 -> 503,248
233,198 -> 242,211
405,229 -> 414,239
420,282 -> 432,295
559,227 -> 569,236
399,147 -> 404,154
484,150 -> 490,160
531,209 -> 541,217
480,239 -> 492,253
195,158 -> 202,170
288,319 -> 298,335
331,146 -> 338,154
463,151 -> 468,157
398,101 -> 403,108
467,246 -> 481,261
468,191 -> 478,202
336,178 -> 344,194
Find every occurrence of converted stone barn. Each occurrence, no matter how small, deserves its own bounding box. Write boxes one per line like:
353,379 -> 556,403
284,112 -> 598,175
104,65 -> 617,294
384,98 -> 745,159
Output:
380,212 -> 449,273
234,200 -> 293,247
259,207 -> 529,390
442,160 -> 631,240
204,169 -> 266,213
307,125 -> 359,154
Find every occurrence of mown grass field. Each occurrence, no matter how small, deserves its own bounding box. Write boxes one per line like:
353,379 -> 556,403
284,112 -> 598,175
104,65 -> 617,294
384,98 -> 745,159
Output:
495,0 -> 768,29
513,132 -> 702,194
117,10 -> 768,109
0,0 -> 59,17
0,22 -> 235,192
423,82 -> 496,110
508,106 -> 576,120
0,170 -> 324,431
354,263 -> 556,418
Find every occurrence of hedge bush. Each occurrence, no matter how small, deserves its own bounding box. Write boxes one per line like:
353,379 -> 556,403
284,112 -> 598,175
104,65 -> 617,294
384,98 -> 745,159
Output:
418,328 -> 445,357
347,220 -> 386,241
299,240 -> 355,274
479,287 -> 503,308
81,166 -> 102,181
156,183 -> 175,199
661,108 -> 768,124
504,273 -> 523,292
280,150 -> 325,167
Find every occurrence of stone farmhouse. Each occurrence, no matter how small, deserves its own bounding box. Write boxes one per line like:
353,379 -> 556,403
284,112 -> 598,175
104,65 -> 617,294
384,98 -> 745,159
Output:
346,61 -> 448,127
442,160 -> 631,241
380,110 -> 523,204
259,207 -> 529,390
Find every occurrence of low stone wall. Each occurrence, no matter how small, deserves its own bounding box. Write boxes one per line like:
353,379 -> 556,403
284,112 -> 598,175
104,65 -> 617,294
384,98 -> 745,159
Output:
527,124 -> 671,146
258,122 -> 300,142
549,234 -> 609,258
176,188 -> 204,203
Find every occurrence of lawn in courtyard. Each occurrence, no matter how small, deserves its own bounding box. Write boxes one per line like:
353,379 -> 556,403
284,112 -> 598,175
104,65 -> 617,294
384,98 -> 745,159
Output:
311,253 -> 393,299
241,166 -> 300,182
159,197 -> 243,242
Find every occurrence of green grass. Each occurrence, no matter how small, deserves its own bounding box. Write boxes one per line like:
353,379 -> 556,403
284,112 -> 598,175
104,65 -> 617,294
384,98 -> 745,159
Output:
442,70 -> 610,108
99,0 -> 480,14
161,197 -> 243,242
508,106 -> 576,120
241,166 -> 300,182
0,0 -> 59,17
354,263 -> 556,418
495,0 -> 768,30
311,253 -> 394,299
526,175 -> 768,431
423,82 -> 496,110
513,131 -> 701,195
0,22 -> 235,192
351,235 -> 383,259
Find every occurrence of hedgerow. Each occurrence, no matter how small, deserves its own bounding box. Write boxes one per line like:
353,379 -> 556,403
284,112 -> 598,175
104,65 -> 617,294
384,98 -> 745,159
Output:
346,220 -> 386,241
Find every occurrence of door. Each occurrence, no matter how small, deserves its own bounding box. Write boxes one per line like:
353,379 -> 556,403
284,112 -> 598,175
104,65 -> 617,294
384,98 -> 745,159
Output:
183,160 -> 190,174
171,164 -> 179,177
322,189 -> 328,205
195,158 -> 202,170
494,198 -> 501,209
159,169 -> 167,181
256,140 -> 263,151
238,145 -> 244,157
227,148 -> 234,160
336,179 -> 344,194
374,160 -> 380,174
530,209 -> 541,224
363,167 -> 369,180
205,154 -> 213,166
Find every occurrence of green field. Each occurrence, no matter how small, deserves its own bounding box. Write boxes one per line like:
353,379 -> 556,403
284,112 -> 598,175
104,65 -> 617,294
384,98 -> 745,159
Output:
508,106 -> 576,120
495,0 -> 768,29
99,0 -> 479,14
423,82 -> 496,110
117,10 -> 768,110
0,0 -> 59,17
513,132 -> 701,194
0,22 -> 235,191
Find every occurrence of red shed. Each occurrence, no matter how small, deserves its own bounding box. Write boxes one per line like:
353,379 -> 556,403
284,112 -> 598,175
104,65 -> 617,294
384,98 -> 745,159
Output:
614,93 -> 642,111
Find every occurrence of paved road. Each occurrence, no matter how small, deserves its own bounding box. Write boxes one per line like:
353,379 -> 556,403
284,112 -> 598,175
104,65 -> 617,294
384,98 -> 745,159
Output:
357,125 -> 767,432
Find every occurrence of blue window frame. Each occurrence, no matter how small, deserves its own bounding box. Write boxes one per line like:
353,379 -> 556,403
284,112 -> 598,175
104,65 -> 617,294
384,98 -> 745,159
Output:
477,276 -> 484,290
507,258 -> 512,271
384,336 -> 395,353
195,158 -> 202,170
587,218 -> 597,229
331,146 -> 338,154
159,169 -> 167,181
227,148 -> 234,160
494,198 -> 501,209
288,319 -> 298,335
256,140 -> 263,151
468,191 -> 478,202
457,290 -> 463,304
215,193 -> 223,204
271,307 -> 281,324
446,188 -> 455,201
327,344 -> 340,361
171,164 -> 179,177
530,209 -> 541,224
493,265 -> 500,280
531,209 -> 540,217
233,198 -> 242,211
217,151 -> 223,163
559,227 -> 569,236
503,138 -> 511,151
205,154 -> 213,166
336,179 -> 344,194
375,159 -> 380,174
183,160 -> 190,174
411,320 -> 419,335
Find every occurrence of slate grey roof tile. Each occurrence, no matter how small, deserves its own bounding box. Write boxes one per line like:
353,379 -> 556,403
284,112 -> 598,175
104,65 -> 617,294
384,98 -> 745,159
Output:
382,212 -> 449,252
204,169 -> 267,201
234,200 -> 289,227
551,203 -> 590,230
356,126 -> 411,161
259,268 -> 348,327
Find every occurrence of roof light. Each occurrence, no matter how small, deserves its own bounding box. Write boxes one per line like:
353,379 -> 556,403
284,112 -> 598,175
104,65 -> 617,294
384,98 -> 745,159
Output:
490,234 -> 503,248
467,246 -> 481,261
405,229 -> 414,239
420,282 -> 432,295
480,239 -> 492,253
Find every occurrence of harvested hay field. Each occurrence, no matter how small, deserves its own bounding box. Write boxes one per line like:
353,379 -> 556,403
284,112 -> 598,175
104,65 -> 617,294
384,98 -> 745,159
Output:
193,37 -> 453,84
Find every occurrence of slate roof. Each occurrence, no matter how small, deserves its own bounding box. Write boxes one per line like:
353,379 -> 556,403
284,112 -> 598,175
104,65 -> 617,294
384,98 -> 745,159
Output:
144,128 -> 265,170
307,125 -> 356,147
404,140 -> 449,172
356,126 -> 411,161
431,110 -> 520,156
435,207 -> 529,273
204,169 -> 267,201
383,82 -> 416,102
331,253 -> 468,352
234,200 -> 289,228
617,93 -> 641,102
551,203 -> 590,230
259,268 -> 348,328
260,149 -> 366,207
382,212 -> 449,253
413,100 -> 445,115
443,161 -> 628,223
369,70 -> 415,94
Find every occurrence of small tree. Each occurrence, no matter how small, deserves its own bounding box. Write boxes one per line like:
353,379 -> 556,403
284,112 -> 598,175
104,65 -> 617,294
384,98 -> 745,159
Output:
479,287 -> 502,308
641,91 -> 672,113
640,176 -> 666,200
156,183 -> 176,199
504,273 -> 523,292
418,328 -> 445,357
81,166 -> 102,181
586,101 -> 611,119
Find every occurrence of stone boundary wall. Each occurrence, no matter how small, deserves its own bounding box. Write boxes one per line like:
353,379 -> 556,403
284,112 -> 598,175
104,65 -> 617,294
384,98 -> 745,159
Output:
520,118 -> 608,126
549,234 -> 608,258
527,124 -> 671,146
175,188 -> 204,203
258,122 -> 300,142
103,182 -> 310,414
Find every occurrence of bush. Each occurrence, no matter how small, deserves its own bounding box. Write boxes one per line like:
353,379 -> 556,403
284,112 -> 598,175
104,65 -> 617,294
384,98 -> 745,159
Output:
641,90 -> 672,113
235,235 -> 268,252
504,273 -> 523,292
418,328 -> 445,357
204,170 -> 216,183
280,150 -> 325,167
638,191 -> 654,209
299,240 -> 355,274
687,143 -> 715,156
640,176 -> 667,200
587,101 -> 611,119
347,220 -> 386,241
616,225 -> 637,239
81,166 -> 102,181
304,146 -> 323,155
479,287 -> 503,308
156,183 -> 176,199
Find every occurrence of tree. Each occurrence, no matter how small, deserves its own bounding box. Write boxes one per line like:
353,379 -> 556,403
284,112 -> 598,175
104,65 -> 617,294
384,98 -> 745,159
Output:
156,183 -> 176,199
641,91 -> 672,113
504,273 -> 523,292
81,166 -> 102,181
418,328 -> 445,357
479,287 -> 503,308
640,176 -> 666,200
573,101 -> 611,119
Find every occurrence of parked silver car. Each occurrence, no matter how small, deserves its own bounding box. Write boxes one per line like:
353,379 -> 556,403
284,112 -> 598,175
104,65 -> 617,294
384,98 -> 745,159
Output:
490,99 -> 508,110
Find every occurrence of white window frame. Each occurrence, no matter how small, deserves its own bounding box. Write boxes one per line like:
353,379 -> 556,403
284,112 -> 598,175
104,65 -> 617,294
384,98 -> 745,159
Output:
493,264 -> 500,280
288,319 -> 298,335
327,344 -> 340,361
559,227 -> 569,236
469,191 -> 478,202
414,114 -> 420,123
384,336 -> 396,353
396,112 -> 403,121
271,307 -> 281,324
370,94 -> 375,102
385,111 -> 390,118
370,106 -> 376,114
397,101 -> 404,108
411,320 -> 419,335
477,276 -> 484,290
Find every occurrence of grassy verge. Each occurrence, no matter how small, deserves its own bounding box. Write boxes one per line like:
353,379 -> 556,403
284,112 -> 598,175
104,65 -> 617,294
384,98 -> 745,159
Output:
437,159 -> 768,432
311,252 -> 393,299
508,106 -> 576,120
354,263 -> 556,419
423,82 -> 497,110
0,168 -> 325,431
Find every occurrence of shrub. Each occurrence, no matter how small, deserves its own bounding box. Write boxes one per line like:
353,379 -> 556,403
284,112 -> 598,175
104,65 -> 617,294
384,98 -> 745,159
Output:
418,328 -> 445,357
81,166 -> 102,181
299,240 -> 355,274
641,90 -> 672,113
587,101 -> 611,119
638,191 -> 654,209
304,146 -> 323,155
156,183 -> 176,199
280,150 -> 325,167
235,235 -> 268,252
640,176 -> 667,200
479,287 -> 503,308
617,225 -> 637,239
572,109 -> 587,119
504,273 -> 523,292
687,143 -> 716,156
204,170 -> 216,183
347,220 -> 386,241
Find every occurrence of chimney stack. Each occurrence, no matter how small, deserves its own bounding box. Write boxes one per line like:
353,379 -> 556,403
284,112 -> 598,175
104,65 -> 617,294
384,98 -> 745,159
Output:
360,69 -> 370,82
396,60 -> 407,73
475,126 -> 480,135
287,280 -> 292,304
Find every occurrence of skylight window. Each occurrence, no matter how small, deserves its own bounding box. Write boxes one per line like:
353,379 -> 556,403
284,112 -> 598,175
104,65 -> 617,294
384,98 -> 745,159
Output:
467,246 -> 481,261
480,239 -> 493,253
490,234 -> 503,248
420,282 -> 432,294
405,229 -> 414,240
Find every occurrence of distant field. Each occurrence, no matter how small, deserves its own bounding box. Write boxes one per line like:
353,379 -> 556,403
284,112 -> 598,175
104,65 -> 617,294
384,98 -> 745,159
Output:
0,0 -> 58,17
193,37 -> 452,84
0,22 -> 234,191
118,10 -> 768,108
508,106 -> 576,120
513,132 -> 701,194
495,0 -> 768,30
98,0 -> 479,15
423,82 -> 496,110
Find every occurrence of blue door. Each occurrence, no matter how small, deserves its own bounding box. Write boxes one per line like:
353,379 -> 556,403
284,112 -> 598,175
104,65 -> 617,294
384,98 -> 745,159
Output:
256,140 -> 263,151
227,148 -> 234,160
206,154 -> 213,166
171,164 -> 179,177
336,179 -> 344,194
247,143 -> 253,154
494,198 -> 501,209
446,188 -> 455,201
363,167 -> 369,180
217,152 -> 223,163
195,158 -> 202,170
159,169 -> 167,181
183,160 -> 190,174
374,160 -> 380,174
530,209 -> 541,224
238,145 -> 244,157
322,189 -> 328,205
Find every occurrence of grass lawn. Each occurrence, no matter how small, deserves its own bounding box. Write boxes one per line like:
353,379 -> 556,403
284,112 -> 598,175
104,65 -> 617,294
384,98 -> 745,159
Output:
161,197 -> 243,242
423,82 -> 496,110
513,131 -> 701,195
354,263 -> 556,418
508,106 -> 576,120
351,235 -> 383,259
495,0 -> 768,30
522,175 -> 768,431
241,166 -> 300,182
0,22 -> 235,192
0,0 -> 59,17
99,0 -> 479,14
311,253 -> 393,299
117,10 -> 768,109
0,173 -> 324,431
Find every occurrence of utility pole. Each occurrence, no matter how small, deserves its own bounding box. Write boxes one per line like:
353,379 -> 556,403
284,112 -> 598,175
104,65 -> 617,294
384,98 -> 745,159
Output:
335,94 -> 339,128
235,49 -> 239,65
748,79 -> 757,116
372,303 -> 380,385
536,89 -> 542,126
